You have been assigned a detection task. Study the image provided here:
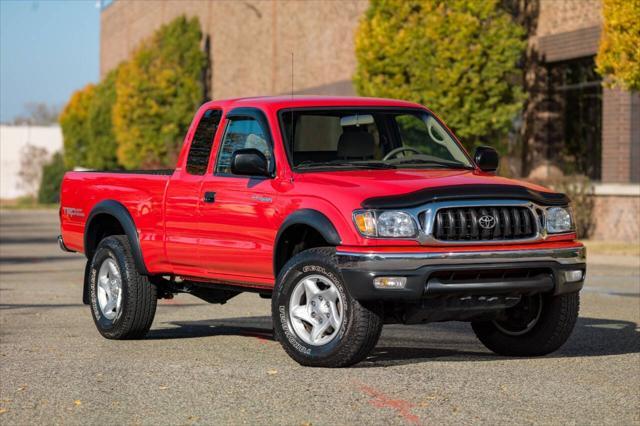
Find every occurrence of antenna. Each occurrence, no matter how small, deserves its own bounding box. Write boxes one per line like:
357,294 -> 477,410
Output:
290,52 -> 294,174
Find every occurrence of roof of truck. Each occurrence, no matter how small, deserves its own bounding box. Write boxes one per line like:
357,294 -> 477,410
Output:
201,95 -> 426,111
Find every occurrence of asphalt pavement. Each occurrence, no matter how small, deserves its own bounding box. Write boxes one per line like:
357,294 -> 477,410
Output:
1,210 -> 638,425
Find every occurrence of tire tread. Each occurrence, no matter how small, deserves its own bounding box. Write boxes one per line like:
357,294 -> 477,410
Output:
273,247 -> 382,367
90,235 -> 157,340
472,292 -> 580,356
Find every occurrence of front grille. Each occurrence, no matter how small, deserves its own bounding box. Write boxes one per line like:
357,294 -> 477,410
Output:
431,206 -> 537,241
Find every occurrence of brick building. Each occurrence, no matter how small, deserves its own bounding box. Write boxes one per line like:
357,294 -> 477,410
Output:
99,0 -> 639,240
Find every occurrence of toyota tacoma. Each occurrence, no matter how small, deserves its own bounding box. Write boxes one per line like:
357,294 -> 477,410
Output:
59,96 -> 585,367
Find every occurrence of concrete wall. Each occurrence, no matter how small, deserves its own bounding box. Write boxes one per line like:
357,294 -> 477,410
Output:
591,185 -> 640,242
0,125 -> 62,199
100,0 -> 368,99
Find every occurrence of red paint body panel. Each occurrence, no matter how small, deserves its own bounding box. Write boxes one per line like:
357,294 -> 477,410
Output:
60,96 -> 582,288
60,172 -> 171,272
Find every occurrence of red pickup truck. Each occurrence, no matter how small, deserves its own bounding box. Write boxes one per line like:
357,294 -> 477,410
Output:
59,96 -> 585,367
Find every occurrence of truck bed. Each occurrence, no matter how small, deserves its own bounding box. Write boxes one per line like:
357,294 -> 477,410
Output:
60,170 -> 173,272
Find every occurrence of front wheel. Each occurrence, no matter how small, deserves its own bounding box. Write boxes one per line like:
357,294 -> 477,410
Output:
472,292 -> 580,356
272,248 -> 383,367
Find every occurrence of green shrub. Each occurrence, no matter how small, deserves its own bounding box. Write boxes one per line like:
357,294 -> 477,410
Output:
60,70 -> 120,170
86,69 -> 119,170
113,16 -> 206,169
38,152 -> 66,204
354,0 -> 526,153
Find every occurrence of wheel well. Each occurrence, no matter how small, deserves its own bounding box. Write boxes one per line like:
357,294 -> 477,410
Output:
85,213 -> 125,258
275,224 -> 332,277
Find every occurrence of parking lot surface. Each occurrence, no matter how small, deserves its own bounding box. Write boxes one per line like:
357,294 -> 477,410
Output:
1,210 -> 638,425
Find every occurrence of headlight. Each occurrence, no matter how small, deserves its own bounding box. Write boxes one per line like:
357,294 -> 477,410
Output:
546,207 -> 573,233
353,210 -> 417,238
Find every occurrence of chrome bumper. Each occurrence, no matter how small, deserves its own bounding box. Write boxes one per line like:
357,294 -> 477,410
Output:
336,246 -> 586,271
335,246 -> 586,301
58,235 -> 74,253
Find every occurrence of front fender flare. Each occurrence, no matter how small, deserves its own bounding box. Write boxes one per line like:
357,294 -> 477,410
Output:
273,209 -> 342,274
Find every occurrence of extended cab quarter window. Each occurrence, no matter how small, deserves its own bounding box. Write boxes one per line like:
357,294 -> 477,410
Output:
186,109 -> 222,175
215,116 -> 272,175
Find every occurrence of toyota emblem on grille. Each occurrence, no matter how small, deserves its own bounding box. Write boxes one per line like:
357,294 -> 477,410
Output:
478,215 -> 496,229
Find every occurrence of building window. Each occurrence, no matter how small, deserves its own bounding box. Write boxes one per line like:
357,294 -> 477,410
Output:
547,56 -> 602,180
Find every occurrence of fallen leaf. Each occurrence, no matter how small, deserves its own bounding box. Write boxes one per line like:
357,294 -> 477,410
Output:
159,385 -> 169,390
0,408 -> 7,415
267,369 -> 278,375
74,400 -> 82,406
187,415 -> 200,421
17,385 -> 27,392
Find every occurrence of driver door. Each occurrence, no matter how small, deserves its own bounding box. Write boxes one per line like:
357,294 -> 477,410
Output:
196,108 -> 278,283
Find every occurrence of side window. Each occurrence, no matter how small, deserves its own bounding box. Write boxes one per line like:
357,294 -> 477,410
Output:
186,109 -> 222,175
215,117 -> 272,175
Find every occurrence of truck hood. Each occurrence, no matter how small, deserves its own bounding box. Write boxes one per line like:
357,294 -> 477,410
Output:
294,169 -> 559,208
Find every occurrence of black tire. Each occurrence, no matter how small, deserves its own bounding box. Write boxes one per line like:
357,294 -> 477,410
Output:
472,292 -> 580,356
88,235 -> 157,339
272,247 -> 383,367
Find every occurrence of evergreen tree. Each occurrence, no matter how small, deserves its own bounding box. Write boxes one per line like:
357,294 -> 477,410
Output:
354,0 -> 526,152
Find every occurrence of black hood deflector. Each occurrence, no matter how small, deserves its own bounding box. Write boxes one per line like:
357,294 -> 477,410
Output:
361,184 -> 569,209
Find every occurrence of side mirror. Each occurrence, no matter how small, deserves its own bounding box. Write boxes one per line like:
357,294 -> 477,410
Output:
474,146 -> 499,172
231,148 -> 270,177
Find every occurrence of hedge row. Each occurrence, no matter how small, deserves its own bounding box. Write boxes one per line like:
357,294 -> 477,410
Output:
60,16 -> 206,170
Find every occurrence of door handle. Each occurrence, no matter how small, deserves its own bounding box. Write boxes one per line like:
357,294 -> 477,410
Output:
203,191 -> 216,203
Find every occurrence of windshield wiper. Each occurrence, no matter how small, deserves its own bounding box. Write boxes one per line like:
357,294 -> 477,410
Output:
296,161 -> 396,170
392,158 -> 473,169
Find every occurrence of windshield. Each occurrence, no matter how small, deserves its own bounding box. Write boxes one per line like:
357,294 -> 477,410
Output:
279,108 -> 473,171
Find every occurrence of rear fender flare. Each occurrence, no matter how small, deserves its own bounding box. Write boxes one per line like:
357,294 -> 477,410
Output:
84,200 -> 149,275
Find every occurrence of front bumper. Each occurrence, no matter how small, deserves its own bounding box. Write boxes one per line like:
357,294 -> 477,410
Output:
336,246 -> 586,301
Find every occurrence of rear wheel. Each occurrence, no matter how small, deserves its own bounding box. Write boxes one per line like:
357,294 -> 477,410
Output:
272,248 -> 383,367
88,235 -> 157,339
472,292 -> 579,356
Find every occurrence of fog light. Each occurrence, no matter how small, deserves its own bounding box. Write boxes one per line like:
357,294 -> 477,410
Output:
373,277 -> 407,289
564,270 -> 583,283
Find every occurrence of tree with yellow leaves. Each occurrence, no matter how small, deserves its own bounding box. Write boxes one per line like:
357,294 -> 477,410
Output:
113,16 -> 206,169
596,0 -> 640,91
60,83 -> 95,169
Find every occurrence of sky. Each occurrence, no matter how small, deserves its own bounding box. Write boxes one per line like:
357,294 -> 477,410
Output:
0,0 -> 100,122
